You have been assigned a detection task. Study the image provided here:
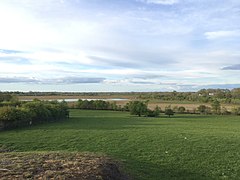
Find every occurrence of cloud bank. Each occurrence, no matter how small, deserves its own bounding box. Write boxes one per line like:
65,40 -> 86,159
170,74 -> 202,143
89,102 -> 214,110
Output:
0,0 -> 239,91
0,77 -> 105,84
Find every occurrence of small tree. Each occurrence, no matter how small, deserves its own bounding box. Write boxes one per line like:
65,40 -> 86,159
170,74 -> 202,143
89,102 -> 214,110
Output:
154,106 -> 161,117
165,108 -> 174,117
211,100 -> 221,114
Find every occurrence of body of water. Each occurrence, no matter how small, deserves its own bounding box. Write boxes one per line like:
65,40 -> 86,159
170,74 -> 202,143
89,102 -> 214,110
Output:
21,98 -> 129,102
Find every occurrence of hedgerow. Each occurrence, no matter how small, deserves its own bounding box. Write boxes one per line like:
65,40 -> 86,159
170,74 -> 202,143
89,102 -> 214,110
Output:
0,100 -> 69,130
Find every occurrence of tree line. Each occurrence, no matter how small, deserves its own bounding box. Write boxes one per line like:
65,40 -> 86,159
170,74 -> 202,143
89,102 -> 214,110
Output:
0,99 -> 69,130
76,99 -> 120,110
75,99 -> 174,117
75,99 -> 163,117
75,99 -> 240,117
2,88 -> 240,104
161,100 -> 240,116
138,88 -> 240,104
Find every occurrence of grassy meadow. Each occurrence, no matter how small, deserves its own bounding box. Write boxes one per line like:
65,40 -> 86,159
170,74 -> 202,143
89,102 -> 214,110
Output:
1,110 -> 240,179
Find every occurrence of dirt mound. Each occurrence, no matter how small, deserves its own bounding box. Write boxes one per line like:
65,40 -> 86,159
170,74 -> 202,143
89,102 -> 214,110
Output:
0,152 -> 129,180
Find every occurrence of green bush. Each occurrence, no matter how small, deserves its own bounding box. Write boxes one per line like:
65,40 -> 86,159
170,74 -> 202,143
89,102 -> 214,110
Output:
178,106 -> 186,113
129,101 -> 148,117
0,101 -> 69,130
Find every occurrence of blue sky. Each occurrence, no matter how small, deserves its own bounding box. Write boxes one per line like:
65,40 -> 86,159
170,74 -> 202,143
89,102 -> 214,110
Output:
0,0 -> 240,92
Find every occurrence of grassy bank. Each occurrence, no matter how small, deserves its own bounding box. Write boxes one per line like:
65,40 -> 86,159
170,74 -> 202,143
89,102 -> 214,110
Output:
1,110 -> 240,179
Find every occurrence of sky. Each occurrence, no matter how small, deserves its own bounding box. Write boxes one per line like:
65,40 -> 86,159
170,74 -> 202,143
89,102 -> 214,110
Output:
0,0 -> 240,92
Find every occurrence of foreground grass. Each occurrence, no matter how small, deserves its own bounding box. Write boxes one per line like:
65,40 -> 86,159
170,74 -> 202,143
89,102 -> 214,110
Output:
1,110 -> 240,179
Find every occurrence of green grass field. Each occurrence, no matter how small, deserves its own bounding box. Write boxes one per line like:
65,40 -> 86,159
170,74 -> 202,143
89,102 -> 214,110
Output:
1,110 -> 240,179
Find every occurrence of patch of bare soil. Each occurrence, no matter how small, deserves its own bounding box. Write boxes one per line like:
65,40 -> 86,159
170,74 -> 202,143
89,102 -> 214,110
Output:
0,152 -> 129,180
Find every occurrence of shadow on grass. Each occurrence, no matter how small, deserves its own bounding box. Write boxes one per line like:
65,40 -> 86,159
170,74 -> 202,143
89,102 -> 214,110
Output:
125,158 -> 212,180
0,112 -> 214,132
56,114 -> 217,130
43,117 -> 170,130
168,115 -> 212,119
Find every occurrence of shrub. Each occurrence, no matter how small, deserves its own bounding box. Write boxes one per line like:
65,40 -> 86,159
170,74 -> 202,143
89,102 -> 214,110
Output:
221,107 -> 231,115
197,105 -> 211,114
178,106 -> 186,114
145,106 -> 160,117
232,107 -> 240,115
145,109 -> 156,117
129,101 -> 148,117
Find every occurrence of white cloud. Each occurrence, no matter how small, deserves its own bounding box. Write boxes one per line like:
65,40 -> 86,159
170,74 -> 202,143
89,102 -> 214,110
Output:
204,30 -> 240,40
23,51 -> 94,65
0,3 -> 61,50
